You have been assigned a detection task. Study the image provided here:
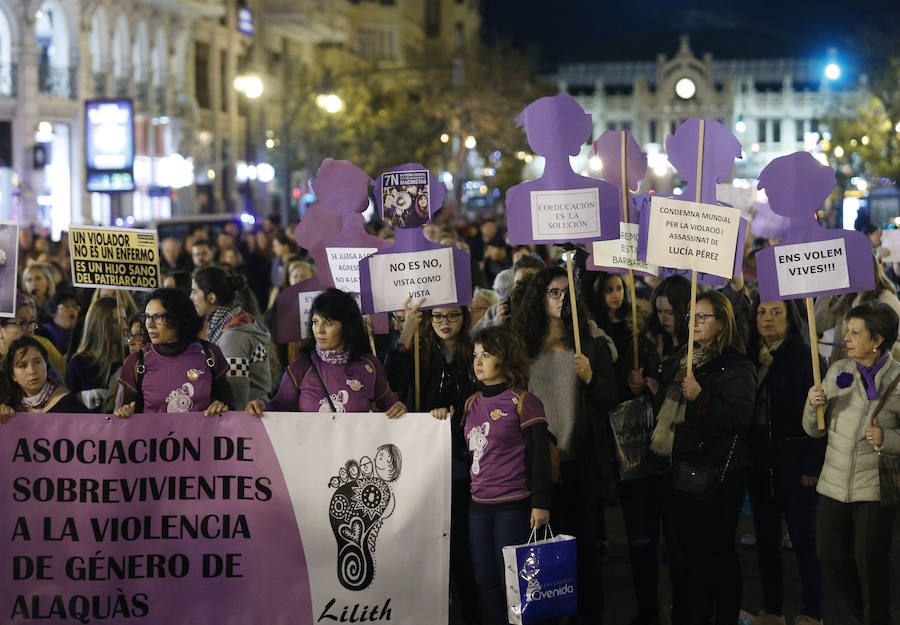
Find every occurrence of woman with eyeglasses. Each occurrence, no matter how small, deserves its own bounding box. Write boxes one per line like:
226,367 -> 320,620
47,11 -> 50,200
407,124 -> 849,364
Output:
385,297 -> 480,624
649,290 -> 755,625
0,336 -> 87,421
511,265 -> 619,623
0,293 -> 67,380
114,288 -> 233,418
66,297 -> 124,411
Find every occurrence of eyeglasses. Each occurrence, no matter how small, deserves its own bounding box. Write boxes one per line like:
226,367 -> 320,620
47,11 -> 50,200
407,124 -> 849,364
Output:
139,312 -> 171,326
122,331 -> 146,345
546,288 -> 567,299
685,313 -> 716,324
5,319 -> 38,330
469,306 -> 487,314
432,312 -> 464,323
657,308 -> 675,317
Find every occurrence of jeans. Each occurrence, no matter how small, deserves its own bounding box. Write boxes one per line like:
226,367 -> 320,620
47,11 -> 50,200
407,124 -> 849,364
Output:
747,472 -> 823,619
468,502 -> 531,625
618,475 -> 665,624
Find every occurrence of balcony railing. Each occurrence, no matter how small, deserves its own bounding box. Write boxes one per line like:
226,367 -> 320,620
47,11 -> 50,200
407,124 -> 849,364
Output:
135,81 -> 148,107
115,77 -> 129,99
38,63 -> 76,99
93,72 -> 106,96
155,85 -> 168,115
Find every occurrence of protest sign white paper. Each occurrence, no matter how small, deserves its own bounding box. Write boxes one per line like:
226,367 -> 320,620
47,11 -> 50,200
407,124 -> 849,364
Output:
368,248 -> 457,313
530,188 -> 602,241
592,222 -> 658,274
773,238 -> 850,297
880,229 -> 900,263
646,197 -> 741,278
298,290 -> 323,339
326,247 -> 379,293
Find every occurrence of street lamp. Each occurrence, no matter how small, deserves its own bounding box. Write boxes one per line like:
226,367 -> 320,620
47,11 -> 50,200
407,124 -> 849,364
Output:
315,93 -> 343,114
824,62 -> 841,81
464,135 -> 477,150
234,74 -> 263,99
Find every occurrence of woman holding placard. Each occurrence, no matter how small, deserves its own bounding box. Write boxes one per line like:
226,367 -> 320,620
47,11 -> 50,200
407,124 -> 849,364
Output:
649,290 -> 755,625
247,289 -> 405,418
747,298 -> 825,625
511,265 -> 618,623
805,301 -> 900,625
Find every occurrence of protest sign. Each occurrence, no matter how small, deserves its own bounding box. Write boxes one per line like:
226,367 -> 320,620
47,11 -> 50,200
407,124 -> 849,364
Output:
0,220 -> 18,317
367,247 -> 457,313
381,170 -> 431,228
298,289 -> 323,339
69,226 -> 160,291
505,94 -> 619,245
592,222 -> 659,275
879,229 -> 900,263
326,247 -> 380,293
772,239 -> 850,297
645,197 -> 742,279
1,411 -> 450,625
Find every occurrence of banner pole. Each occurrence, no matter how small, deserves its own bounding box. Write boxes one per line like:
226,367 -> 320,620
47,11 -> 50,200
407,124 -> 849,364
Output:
414,327 -> 421,411
365,314 -> 377,355
805,297 -> 825,429
565,250 -> 582,355
687,119 -> 707,377
622,131 -> 640,369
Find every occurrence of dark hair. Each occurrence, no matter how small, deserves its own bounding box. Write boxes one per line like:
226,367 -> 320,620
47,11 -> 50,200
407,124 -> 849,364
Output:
511,266 -> 592,358
5,336 -> 50,402
303,288 -> 369,360
193,265 -> 246,307
191,239 -> 212,250
695,290 -> 744,354
647,275 -> 691,350
593,272 -> 629,322
863,224 -> 880,236
144,288 -> 204,343
49,289 -> 80,310
420,306 -> 473,382
165,270 -> 192,295
513,253 -> 545,273
848,301 -> 899,354
472,325 -> 530,388
746,296 -> 805,357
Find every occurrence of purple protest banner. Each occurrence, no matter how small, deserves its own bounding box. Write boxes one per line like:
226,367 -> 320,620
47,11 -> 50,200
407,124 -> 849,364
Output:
0,220 -> 19,317
635,118 -> 748,286
505,94 -> 620,246
360,164 -> 472,315
755,152 -> 874,302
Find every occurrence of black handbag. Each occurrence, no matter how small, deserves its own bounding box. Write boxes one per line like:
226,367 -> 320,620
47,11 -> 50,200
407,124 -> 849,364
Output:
872,375 -> 900,508
671,435 -> 737,498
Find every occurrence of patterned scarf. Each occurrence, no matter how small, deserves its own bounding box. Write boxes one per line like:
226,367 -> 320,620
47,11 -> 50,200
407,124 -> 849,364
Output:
316,346 -> 351,365
21,379 -> 57,409
756,336 -> 785,388
206,303 -> 243,344
650,345 -> 716,456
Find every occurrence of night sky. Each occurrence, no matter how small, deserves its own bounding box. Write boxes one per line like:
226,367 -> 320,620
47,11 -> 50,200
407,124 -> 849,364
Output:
481,0 -> 900,71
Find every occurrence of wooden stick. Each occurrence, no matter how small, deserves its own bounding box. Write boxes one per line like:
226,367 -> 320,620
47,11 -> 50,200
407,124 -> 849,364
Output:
621,131 -> 640,369
686,120 -> 706,376
365,314 -> 377,355
806,297 -> 825,430
565,250 -> 582,355
413,327 -> 421,411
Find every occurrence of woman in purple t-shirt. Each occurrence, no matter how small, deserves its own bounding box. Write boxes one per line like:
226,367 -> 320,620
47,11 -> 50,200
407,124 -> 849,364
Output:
247,288 -> 405,417
114,288 -> 233,417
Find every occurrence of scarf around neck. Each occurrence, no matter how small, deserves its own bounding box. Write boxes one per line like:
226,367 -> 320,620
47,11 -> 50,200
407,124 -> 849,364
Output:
857,350 -> 889,400
206,303 -> 243,344
756,336 -> 785,388
316,345 -> 351,365
21,379 -> 57,409
650,344 -> 716,456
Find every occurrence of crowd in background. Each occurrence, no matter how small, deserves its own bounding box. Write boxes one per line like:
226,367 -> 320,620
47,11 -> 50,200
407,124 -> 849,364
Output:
1,208 -> 899,625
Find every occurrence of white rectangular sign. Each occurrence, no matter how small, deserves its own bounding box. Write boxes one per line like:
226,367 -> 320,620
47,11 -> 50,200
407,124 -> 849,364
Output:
263,412 -> 450,625
299,290 -> 363,339
530,188 -> 601,241
774,238 -> 850,297
368,247 -> 457,313
0,220 -> 19,317
880,229 -> 900,263
646,197 -> 741,278
326,247 -> 379,293
592,222 -> 658,274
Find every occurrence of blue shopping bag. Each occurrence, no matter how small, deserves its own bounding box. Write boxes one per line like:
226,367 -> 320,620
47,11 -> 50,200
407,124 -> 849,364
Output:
502,526 -> 577,624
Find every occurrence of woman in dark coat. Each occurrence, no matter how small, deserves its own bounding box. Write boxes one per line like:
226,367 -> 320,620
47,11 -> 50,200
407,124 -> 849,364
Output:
0,336 -> 87,419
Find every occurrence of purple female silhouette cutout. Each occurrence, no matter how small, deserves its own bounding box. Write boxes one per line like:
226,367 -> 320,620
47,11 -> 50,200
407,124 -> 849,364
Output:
505,94 -> 619,246
359,163 -> 472,314
755,151 -> 874,301
587,130 -> 656,276
635,117 -> 749,284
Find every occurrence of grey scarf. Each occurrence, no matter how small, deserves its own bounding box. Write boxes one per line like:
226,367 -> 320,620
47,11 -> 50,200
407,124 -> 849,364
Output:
650,345 -> 715,456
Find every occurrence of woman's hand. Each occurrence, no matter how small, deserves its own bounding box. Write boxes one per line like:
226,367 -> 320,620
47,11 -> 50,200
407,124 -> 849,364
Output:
0,404 -> 14,424
866,424 -> 884,447
114,401 -> 136,419
530,508 -> 550,529
574,353 -> 593,383
397,297 -> 425,349
627,368 -> 645,394
386,401 -> 407,419
808,385 -> 827,408
430,406 -> 454,421
204,400 -> 229,418
246,399 -> 266,418
681,376 -> 701,401
800,475 -> 819,488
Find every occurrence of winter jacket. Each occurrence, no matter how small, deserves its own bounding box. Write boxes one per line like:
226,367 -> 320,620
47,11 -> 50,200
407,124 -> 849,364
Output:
803,357 -> 900,503
214,312 -> 272,408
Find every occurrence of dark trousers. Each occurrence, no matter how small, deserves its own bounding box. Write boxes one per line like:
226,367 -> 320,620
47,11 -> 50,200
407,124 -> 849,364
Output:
553,460 -> 603,624
816,496 -> 897,625
747,473 -> 823,619
618,475 -> 665,625
668,467 -> 748,625
450,478 -> 479,625
468,502 -> 531,625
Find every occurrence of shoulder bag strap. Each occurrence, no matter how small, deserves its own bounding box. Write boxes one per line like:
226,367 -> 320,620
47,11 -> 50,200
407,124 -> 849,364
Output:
871,374 -> 900,427
310,358 -> 336,412
134,348 -> 145,413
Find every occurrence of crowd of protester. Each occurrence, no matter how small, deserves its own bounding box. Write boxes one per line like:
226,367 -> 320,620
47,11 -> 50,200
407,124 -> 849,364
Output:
2,211 -> 899,625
